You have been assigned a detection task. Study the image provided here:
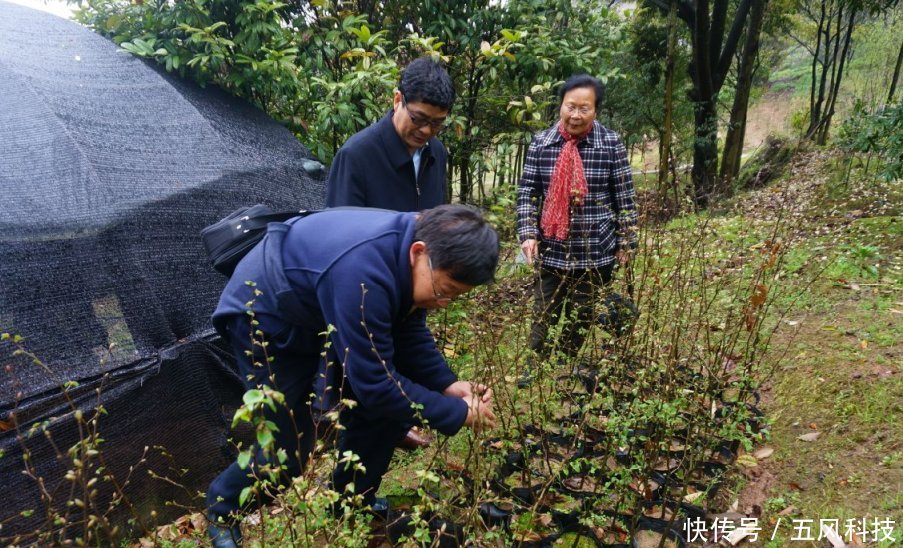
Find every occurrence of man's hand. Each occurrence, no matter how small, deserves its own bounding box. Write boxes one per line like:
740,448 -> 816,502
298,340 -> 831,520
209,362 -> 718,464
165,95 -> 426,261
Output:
615,248 -> 632,266
463,398 -> 496,432
446,381 -> 495,431
444,380 -> 493,404
521,239 -> 538,265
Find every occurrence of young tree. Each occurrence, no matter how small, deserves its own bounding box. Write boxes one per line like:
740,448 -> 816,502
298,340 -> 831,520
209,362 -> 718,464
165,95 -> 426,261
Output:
645,0 -> 763,208
720,0 -> 768,188
794,0 -> 898,144
890,37 -> 903,102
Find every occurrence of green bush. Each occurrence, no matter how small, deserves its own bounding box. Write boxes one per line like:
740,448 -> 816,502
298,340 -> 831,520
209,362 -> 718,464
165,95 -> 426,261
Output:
837,101 -> 903,182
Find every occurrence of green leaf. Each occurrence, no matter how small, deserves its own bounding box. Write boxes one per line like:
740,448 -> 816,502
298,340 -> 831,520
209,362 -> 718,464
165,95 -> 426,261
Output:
243,389 -> 264,407
257,429 -> 274,448
105,15 -> 122,31
238,486 -> 253,507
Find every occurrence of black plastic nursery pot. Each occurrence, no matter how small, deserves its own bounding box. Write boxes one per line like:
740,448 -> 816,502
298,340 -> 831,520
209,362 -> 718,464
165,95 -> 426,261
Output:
478,501 -> 514,529
630,516 -> 687,548
382,509 -> 465,547
627,498 -> 707,525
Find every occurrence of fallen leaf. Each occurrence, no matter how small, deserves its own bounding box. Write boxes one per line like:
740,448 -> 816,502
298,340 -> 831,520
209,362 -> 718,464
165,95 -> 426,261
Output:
155,524 -> 178,541
725,526 -> 757,546
788,482 -> 804,492
809,422 -> 818,429
495,500 -> 514,512
821,524 -> 846,548
798,432 -> 821,442
778,505 -> 796,516
860,340 -> 868,349
564,476 -> 597,491
188,512 -> 205,531
850,283 -> 860,291
684,491 -> 704,504
654,458 -> 681,472
736,455 -> 758,468
753,447 -> 774,460
536,513 -> 553,527
517,530 -> 544,543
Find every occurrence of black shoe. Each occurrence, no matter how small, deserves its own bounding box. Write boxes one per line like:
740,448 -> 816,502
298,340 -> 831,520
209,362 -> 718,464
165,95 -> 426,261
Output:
207,515 -> 242,548
517,371 -> 534,388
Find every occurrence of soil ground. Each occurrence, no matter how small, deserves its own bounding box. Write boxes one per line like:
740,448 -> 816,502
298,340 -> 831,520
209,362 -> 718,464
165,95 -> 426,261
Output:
720,146 -> 902,546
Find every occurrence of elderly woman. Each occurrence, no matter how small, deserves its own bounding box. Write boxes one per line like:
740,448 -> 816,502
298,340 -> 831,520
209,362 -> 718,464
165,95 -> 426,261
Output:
516,73 -> 638,386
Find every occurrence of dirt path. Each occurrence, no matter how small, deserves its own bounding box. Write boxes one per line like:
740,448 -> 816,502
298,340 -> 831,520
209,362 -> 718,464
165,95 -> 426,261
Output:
632,88 -> 799,174
743,89 -> 797,151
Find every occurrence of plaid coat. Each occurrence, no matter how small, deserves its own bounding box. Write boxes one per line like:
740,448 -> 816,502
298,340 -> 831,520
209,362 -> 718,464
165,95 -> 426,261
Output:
516,120 -> 637,270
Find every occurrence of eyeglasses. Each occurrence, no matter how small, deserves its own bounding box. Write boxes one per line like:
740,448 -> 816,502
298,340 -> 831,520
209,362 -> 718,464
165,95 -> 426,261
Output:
563,104 -> 594,116
402,95 -> 450,131
428,256 -> 453,305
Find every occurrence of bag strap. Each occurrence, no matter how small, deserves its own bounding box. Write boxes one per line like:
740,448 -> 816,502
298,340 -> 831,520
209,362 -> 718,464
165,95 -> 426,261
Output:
238,210 -> 311,232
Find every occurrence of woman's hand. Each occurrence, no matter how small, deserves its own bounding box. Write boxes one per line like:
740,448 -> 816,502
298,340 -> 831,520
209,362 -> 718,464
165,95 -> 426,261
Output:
521,239 -> 538,264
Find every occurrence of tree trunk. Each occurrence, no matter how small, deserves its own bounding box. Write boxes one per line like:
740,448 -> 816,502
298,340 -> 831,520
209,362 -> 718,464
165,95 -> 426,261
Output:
815,4 -> 856,145
647,0 -> 751,208
888,37 -> 903,103
659,0 -> 678,214
691,96 -> 719,208
688,0 -> 719,208
720,0 -> 767,190
808,1 -> 833,135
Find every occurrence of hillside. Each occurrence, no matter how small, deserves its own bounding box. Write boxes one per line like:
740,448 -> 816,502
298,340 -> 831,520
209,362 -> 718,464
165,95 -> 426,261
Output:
726,145 -> 902,545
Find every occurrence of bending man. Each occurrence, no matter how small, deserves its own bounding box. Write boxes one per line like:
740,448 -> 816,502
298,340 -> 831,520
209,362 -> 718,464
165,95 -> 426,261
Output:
206,205 -> 499,547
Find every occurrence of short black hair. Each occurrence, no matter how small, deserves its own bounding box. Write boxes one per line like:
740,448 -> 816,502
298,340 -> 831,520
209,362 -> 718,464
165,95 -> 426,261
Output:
398,57 -> 456,111
559,73 -> 604,111
414,205 -> 499,286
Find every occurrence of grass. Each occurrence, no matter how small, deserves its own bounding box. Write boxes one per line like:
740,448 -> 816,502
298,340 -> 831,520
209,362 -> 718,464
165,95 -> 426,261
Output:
768,45 -> 811,97
719,148 -> 902,544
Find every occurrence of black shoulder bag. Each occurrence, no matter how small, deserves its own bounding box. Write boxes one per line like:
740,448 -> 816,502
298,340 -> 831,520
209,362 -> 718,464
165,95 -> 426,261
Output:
201,204 -> 317,276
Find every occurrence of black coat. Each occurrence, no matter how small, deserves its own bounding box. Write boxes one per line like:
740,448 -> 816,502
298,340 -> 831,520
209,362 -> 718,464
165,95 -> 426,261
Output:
326,111 -> 447,211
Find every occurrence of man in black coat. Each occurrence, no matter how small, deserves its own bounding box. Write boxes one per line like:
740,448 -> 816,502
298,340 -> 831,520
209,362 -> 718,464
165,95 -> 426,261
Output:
326,57 -> 454,211
325,57 -> 456,448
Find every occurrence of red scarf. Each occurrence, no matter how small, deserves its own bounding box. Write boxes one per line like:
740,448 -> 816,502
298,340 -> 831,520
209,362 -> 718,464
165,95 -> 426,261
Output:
541,124 -> 590,241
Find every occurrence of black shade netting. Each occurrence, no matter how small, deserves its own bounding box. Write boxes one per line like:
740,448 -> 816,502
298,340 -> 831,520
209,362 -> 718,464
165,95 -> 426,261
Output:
0,1 -> 326,540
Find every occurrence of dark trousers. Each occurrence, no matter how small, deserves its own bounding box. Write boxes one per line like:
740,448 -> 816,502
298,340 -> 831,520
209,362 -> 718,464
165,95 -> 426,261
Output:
206,316 -> 410,520
528,264 -> 614,361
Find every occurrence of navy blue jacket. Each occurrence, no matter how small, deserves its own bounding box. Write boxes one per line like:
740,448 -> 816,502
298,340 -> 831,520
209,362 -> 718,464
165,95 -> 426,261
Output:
213,209 -> 468,435
325,112 -> 447,211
